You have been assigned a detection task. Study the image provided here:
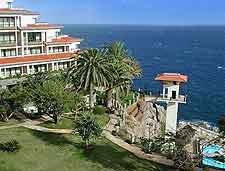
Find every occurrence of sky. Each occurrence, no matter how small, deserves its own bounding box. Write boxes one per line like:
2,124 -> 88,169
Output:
14,0 -> 225,25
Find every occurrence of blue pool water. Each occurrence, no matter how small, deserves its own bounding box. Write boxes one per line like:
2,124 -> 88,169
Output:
63,25 -> 225,123
203,144 -> 225,169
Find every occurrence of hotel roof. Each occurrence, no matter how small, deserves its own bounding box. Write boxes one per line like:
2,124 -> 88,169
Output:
48,36 -> 81,44
0,52 -> 78,66
0,8 -> 39,15
155,73 -> 188,82
22,23 -> 64,30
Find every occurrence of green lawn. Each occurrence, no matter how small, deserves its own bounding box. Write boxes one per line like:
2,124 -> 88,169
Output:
39,114 -> 110,129
0,128 -> 167,171
0,119 -> 22,127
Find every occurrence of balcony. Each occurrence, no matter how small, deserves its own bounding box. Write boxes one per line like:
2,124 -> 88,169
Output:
24,40 -> 43,46
0,26 -> 17,30
0,40 -> 16,47
145,94 -> 187,104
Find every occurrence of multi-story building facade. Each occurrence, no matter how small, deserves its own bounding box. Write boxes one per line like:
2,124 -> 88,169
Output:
0,0 -> 81,79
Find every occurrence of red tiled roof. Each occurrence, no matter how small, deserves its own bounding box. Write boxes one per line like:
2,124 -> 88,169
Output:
0,52 -> 78,65
49,36 -> 81,43
0,8 -> 39,15
22,24 -> 64,30
155,73 -> 188,82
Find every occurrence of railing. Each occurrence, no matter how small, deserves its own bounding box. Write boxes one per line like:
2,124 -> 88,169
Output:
145,94 -> 187,103
24,41 -> 43,45
0,40 -> 16,47
158,94 -> 187,103
0,26 -> 16,30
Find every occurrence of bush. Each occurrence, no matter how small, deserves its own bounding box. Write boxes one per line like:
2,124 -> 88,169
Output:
0,140 -> 21,152
112,130 -> 117,136
93,105 -> 107,115
213,155 -> 225,163
118,128 -> 131,142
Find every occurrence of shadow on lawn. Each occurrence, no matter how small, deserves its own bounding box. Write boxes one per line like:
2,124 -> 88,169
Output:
29,130 -> 166,171
84,143 -> 164,171
29,130 -> 81,148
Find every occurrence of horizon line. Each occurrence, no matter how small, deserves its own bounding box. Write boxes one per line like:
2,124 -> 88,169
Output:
61,23 -> 225,27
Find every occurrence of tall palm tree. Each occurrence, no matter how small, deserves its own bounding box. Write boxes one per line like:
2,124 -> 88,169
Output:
68,48 -> 112,108
105,41 -> 141,108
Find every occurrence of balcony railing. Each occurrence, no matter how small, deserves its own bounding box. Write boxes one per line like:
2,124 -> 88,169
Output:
157,95 -> 187,103
0,25 -> 16,30
0,40 -> 16,47
24,41 -> 42,45
145,94 -> 187,103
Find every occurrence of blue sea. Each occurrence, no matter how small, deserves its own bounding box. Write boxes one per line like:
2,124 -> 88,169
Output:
63,25 -> 225,124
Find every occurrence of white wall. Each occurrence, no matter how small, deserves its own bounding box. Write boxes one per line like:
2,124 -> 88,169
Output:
46,29 -> 60,41
20,15 -> 38,27
165,102 -> 178,134
69,42 -> 80,52
162,81 -> 180,99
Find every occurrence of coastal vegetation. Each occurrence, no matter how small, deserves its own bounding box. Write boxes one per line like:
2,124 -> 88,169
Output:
0,128 -> 164,171
73,111 -> 102,150
0,41 -> 170,171
1,41 -> 225,171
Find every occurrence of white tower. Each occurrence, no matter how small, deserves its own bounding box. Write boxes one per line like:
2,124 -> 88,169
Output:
155,73 -> 188,135
0,0 -> 14,8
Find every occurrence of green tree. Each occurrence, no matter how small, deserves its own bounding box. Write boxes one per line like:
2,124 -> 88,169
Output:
68,48 -> 112,108
24,72 -> 86,123
73,111 -> 102,150
0,85 -> 26,121
104,41 -> 141,108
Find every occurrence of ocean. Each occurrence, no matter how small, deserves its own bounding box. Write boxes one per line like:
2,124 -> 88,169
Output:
63,25 -> 225,124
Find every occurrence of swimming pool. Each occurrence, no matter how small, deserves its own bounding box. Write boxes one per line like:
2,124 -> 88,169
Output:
202,144 -> 225,169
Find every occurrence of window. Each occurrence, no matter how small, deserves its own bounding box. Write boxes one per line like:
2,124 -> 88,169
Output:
7,2 -> 12,9
1,49 -> 16,57
0,17 -> 15,28
29,47 -> 42,54
27,32 -> 41,42
49,46 -> 65,53
0,33 -> 15,44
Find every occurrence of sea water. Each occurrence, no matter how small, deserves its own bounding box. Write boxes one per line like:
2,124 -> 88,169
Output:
63,25 -> 225,124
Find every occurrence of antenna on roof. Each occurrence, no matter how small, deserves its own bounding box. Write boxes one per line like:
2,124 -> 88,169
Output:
0,0 -> 14,8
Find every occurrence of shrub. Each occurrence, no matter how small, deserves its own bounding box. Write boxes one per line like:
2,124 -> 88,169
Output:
112,130 -> 117,136
213,155 -> 225,163
93,105 -> 107,115
118,128 -> 131,142
0,140 -> 21,152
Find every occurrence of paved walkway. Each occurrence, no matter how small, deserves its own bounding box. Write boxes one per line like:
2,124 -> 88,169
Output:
0,114 -> 174,166
0,116 -> 72,134
0,124 -> 21,130
102,115 -> 174,167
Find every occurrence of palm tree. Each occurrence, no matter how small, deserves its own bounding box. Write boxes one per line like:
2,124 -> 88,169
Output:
68,48 -> 112,108
104,41 -> 141,109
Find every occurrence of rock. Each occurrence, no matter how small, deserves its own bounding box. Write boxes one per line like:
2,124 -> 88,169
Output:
126,100 -> 166,140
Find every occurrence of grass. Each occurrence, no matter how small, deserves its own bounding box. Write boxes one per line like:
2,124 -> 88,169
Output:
0,127 -> 168,171
0,119 -> 22,127
39,114 -> 110,129
39,117 -> 74,129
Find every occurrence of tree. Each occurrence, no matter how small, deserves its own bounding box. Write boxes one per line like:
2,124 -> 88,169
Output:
73,111 -> 102,150
25,76 -> 72,124
0,85 -> 26,121
68,48 -> 112,108
104,41 -> 141,109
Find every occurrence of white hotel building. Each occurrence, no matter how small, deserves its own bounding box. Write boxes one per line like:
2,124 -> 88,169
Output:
0,0 -> 81,80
